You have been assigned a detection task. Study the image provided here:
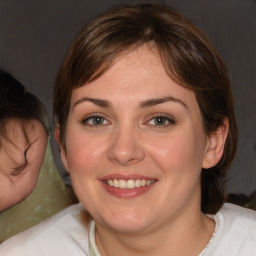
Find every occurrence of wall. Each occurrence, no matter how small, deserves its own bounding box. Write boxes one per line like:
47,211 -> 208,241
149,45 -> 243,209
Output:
0,0 -> 255,194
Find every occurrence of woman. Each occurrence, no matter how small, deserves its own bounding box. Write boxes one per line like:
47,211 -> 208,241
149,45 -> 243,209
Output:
1,3 -> 255,255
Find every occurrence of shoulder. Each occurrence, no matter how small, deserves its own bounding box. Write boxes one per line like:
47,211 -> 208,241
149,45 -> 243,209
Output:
219,203 -> 256,228
206,203 -> 256,255
0,203 -> 91,256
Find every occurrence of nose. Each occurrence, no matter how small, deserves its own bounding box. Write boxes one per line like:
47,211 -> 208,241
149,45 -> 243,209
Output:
107,125 -> 145,166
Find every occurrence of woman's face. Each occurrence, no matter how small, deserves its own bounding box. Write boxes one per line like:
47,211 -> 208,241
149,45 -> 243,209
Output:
0,118 -> 48,211
60,45 -> 216,234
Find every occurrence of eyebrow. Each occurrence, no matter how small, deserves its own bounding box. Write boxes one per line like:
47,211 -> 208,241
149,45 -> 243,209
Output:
73,97 -> 111,108
73,96 -> 187,109
140,96 -> 187,108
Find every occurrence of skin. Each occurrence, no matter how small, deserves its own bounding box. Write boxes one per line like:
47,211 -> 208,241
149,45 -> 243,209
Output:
0,118 -> 48,212
58,45 -> 228,256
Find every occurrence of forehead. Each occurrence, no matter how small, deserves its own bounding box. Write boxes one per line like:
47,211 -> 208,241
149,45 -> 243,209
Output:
0,119 -> 25,145
70,45 -> 197,109
3,119 -> 29,141
0,118 -> 45,145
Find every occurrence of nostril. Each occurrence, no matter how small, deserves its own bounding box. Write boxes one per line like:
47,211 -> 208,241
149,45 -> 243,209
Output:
107,129 -> 145,165
127,157 -> 139,164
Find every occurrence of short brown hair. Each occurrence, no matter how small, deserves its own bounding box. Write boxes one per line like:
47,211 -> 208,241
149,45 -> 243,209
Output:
54,3 -> 238,214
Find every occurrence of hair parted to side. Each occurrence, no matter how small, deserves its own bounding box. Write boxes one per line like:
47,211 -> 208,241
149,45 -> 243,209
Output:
0,70 -> 49,143
53,3 -> 238,214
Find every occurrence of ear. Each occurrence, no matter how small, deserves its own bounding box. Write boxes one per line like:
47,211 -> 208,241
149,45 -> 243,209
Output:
54,126 -> 69,172
202,118 -> 229,169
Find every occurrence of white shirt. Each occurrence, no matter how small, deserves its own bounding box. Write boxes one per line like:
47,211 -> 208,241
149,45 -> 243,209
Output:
204,203 -> 256,255
0,203 -> 256,255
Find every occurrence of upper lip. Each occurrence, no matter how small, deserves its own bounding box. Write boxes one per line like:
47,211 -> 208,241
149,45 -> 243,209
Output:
100,174 -> 157,181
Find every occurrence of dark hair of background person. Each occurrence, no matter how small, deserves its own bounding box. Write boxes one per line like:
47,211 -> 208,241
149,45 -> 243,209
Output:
0,70 -> 49,144
53,3 -> 238,214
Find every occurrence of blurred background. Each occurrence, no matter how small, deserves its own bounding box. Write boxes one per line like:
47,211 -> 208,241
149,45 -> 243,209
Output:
0,0 -> 255,195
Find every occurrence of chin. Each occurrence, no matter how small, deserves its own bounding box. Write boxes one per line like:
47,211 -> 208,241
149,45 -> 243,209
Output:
99,209 -> 156,234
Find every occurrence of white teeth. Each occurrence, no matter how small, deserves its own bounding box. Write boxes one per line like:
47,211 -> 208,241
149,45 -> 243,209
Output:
113,179 -> 119,188
135,179 -> 141,187
105,179 -> 154,189
108,180 -> 113,186
127,180 -> 135,188
119,179 -> 126,188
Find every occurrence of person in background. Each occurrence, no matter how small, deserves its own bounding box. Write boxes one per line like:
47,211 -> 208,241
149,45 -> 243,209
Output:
0,4 -> 255,255
0,70 -> 77,242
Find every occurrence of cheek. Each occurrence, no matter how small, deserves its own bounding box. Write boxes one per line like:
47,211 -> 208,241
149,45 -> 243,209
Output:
65,134 -> 107,176
146,130 -> 205,175
0,173 -> 37,211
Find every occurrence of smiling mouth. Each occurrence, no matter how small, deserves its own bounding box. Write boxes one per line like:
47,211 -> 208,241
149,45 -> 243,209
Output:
103,179 -> 155,189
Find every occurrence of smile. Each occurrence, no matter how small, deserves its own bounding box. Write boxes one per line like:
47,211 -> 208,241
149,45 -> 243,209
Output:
104,179 -> 155,189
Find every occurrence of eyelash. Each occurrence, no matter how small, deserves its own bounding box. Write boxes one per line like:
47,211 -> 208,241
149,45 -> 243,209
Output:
146,114 -> 176,128
81,114 -> 110,127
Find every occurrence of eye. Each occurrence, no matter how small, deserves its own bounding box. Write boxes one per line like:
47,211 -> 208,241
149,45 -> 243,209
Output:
82,115 -> 109,126
147,115 -> 175,127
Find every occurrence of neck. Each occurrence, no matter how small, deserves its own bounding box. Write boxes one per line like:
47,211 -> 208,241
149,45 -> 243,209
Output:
95,210 -> 215,256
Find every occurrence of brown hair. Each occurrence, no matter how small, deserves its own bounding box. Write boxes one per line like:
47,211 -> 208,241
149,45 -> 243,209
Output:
0,70 -> 49,144
54,3 -> 238,214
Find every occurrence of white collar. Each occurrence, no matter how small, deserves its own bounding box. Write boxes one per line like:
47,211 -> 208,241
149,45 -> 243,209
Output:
89,219 -> 101,256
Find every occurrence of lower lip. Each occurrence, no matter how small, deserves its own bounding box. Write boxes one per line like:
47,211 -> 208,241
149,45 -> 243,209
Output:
101,181 -> 156,199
